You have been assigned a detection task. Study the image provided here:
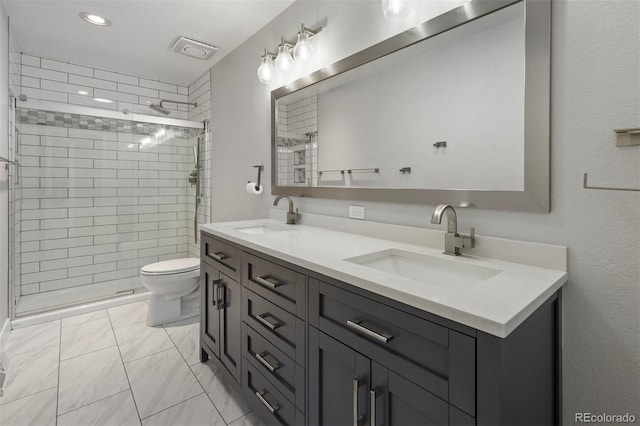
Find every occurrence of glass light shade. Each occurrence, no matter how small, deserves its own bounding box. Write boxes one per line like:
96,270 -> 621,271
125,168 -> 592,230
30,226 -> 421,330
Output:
381,0 -> 410,20
275,44 -> 295,73
293,31 -> 314,62
257,55 -> 276,83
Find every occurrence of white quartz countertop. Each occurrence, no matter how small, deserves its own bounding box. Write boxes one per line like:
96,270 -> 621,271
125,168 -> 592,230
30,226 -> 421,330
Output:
200,219 -> 568,338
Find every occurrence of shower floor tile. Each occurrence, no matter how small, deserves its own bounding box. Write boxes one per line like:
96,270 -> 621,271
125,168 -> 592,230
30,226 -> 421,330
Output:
2,300 -> 260,426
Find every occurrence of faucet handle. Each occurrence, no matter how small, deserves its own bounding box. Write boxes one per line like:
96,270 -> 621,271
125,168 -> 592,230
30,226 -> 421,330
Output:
461,227 -> 475,249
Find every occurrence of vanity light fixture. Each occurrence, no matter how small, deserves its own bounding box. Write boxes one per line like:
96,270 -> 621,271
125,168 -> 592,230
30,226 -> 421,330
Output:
257,50 -> 277,83
381,0 -> 410,20
79,12 -> 112,26
293,24 -> 321,62
258,23 -> 322,84
274,37 -> 295,73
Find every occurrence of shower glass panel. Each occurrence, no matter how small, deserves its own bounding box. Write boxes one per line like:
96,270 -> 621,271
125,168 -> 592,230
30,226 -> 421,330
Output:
12,107 -> 205,317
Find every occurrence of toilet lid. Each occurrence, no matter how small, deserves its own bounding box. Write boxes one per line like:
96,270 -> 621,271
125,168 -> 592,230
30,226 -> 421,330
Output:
141,258 -> 200,275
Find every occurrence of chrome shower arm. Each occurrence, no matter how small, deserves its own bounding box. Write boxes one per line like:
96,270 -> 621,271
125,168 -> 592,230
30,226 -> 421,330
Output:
158,100 -> 198,109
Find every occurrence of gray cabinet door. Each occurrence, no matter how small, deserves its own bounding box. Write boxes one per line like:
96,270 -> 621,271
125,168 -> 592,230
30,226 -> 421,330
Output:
220,274 -> 242,383
200,261 -> 220,356
309,326 -> 370,426
371,361 -> 449,426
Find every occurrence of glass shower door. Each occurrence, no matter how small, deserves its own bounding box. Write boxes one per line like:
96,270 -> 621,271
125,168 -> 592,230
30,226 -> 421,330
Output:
13,107 -> 204,317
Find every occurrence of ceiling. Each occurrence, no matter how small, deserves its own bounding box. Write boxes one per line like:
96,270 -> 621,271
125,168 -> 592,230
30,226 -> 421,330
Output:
2,0 -> 295,86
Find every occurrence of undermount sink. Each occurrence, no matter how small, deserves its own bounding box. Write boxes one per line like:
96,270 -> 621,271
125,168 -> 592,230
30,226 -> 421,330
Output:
345,249 -> 502,288
234,223 -> 291,235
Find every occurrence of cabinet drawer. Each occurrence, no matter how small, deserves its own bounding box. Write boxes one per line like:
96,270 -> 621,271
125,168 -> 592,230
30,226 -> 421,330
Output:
201,233 -> 240,281
243,253 -> 306,318
243,360 -> 305,426
309,278 -> 476,416
243,323 -> 305,410
243,288 -> 305,367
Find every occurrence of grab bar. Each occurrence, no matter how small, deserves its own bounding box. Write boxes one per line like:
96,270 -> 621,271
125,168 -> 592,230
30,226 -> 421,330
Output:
347,168 -> 379,174
319,169 -> 345,176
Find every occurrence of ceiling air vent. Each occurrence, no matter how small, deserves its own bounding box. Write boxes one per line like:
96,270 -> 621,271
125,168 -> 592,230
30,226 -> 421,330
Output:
171,37 -> 219,60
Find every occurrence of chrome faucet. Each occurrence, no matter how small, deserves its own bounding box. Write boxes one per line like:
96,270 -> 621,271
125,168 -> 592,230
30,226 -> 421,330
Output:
430,204 -> 475,256
273,195 -> 299,225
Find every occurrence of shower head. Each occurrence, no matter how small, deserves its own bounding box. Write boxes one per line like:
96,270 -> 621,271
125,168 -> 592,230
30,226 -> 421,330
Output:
149,103 -> 171,115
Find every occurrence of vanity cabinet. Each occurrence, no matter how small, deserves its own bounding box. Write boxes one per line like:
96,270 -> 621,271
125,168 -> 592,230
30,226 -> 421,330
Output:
200,231 -> 560,426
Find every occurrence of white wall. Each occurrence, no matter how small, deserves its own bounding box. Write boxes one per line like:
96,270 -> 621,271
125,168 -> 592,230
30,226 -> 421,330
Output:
209,0 -> 639,422
1,4 -> 10,325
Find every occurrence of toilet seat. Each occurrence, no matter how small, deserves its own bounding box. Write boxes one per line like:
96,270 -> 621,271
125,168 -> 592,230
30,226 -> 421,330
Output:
141,257 -> 200,276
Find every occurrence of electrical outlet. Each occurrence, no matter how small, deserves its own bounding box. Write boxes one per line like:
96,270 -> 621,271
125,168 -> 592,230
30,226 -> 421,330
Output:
349,205 -> 365,220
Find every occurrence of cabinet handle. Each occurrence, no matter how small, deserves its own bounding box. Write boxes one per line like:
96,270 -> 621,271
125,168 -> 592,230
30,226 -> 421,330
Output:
255,351 -> 280,372
209,251 -> 227,262
255,313 -> 281,330
347,320 -> 393,344
211,278 -> 222,306
216,284 -> 225,310
254,275 -> 281,289
353,377 -> 364,426
255,390 -> 280,414
370,388 -> 380,426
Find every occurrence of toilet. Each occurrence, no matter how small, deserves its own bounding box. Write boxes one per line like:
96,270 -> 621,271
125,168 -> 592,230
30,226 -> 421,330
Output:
140,257 -> 200,326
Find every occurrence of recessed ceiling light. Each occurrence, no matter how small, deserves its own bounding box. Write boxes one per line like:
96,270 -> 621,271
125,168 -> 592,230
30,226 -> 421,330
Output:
93,98 -> 113,104
78,90 -> 88,95
79,12 -> 112,26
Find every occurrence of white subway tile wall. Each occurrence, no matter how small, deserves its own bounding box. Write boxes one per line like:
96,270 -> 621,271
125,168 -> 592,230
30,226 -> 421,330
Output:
276,95 -> 318,187
20,53 -> 191,119
16,118 -> 204,306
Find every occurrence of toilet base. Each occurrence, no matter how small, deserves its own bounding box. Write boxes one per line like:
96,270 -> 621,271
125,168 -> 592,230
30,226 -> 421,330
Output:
146,288 -> 199,326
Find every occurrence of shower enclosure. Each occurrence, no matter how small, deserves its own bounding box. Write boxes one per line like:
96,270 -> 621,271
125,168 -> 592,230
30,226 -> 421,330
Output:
8,102 -> 209,318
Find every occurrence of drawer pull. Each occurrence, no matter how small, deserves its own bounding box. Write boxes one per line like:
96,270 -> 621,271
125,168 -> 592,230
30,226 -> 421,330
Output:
254,275 -> 281,289
347,319 -> 393,344
255,351 -> 280,372
353,377 -> 364,426
209,251 -> 227,262
256,390 -> 280,414
255,313 -> 281,330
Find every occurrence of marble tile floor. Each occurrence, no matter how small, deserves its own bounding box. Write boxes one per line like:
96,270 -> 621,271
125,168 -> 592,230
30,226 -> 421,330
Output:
0,301 -> 264,426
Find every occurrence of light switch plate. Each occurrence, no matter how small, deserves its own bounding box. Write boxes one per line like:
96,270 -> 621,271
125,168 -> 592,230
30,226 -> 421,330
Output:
349,205 -> 365,220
